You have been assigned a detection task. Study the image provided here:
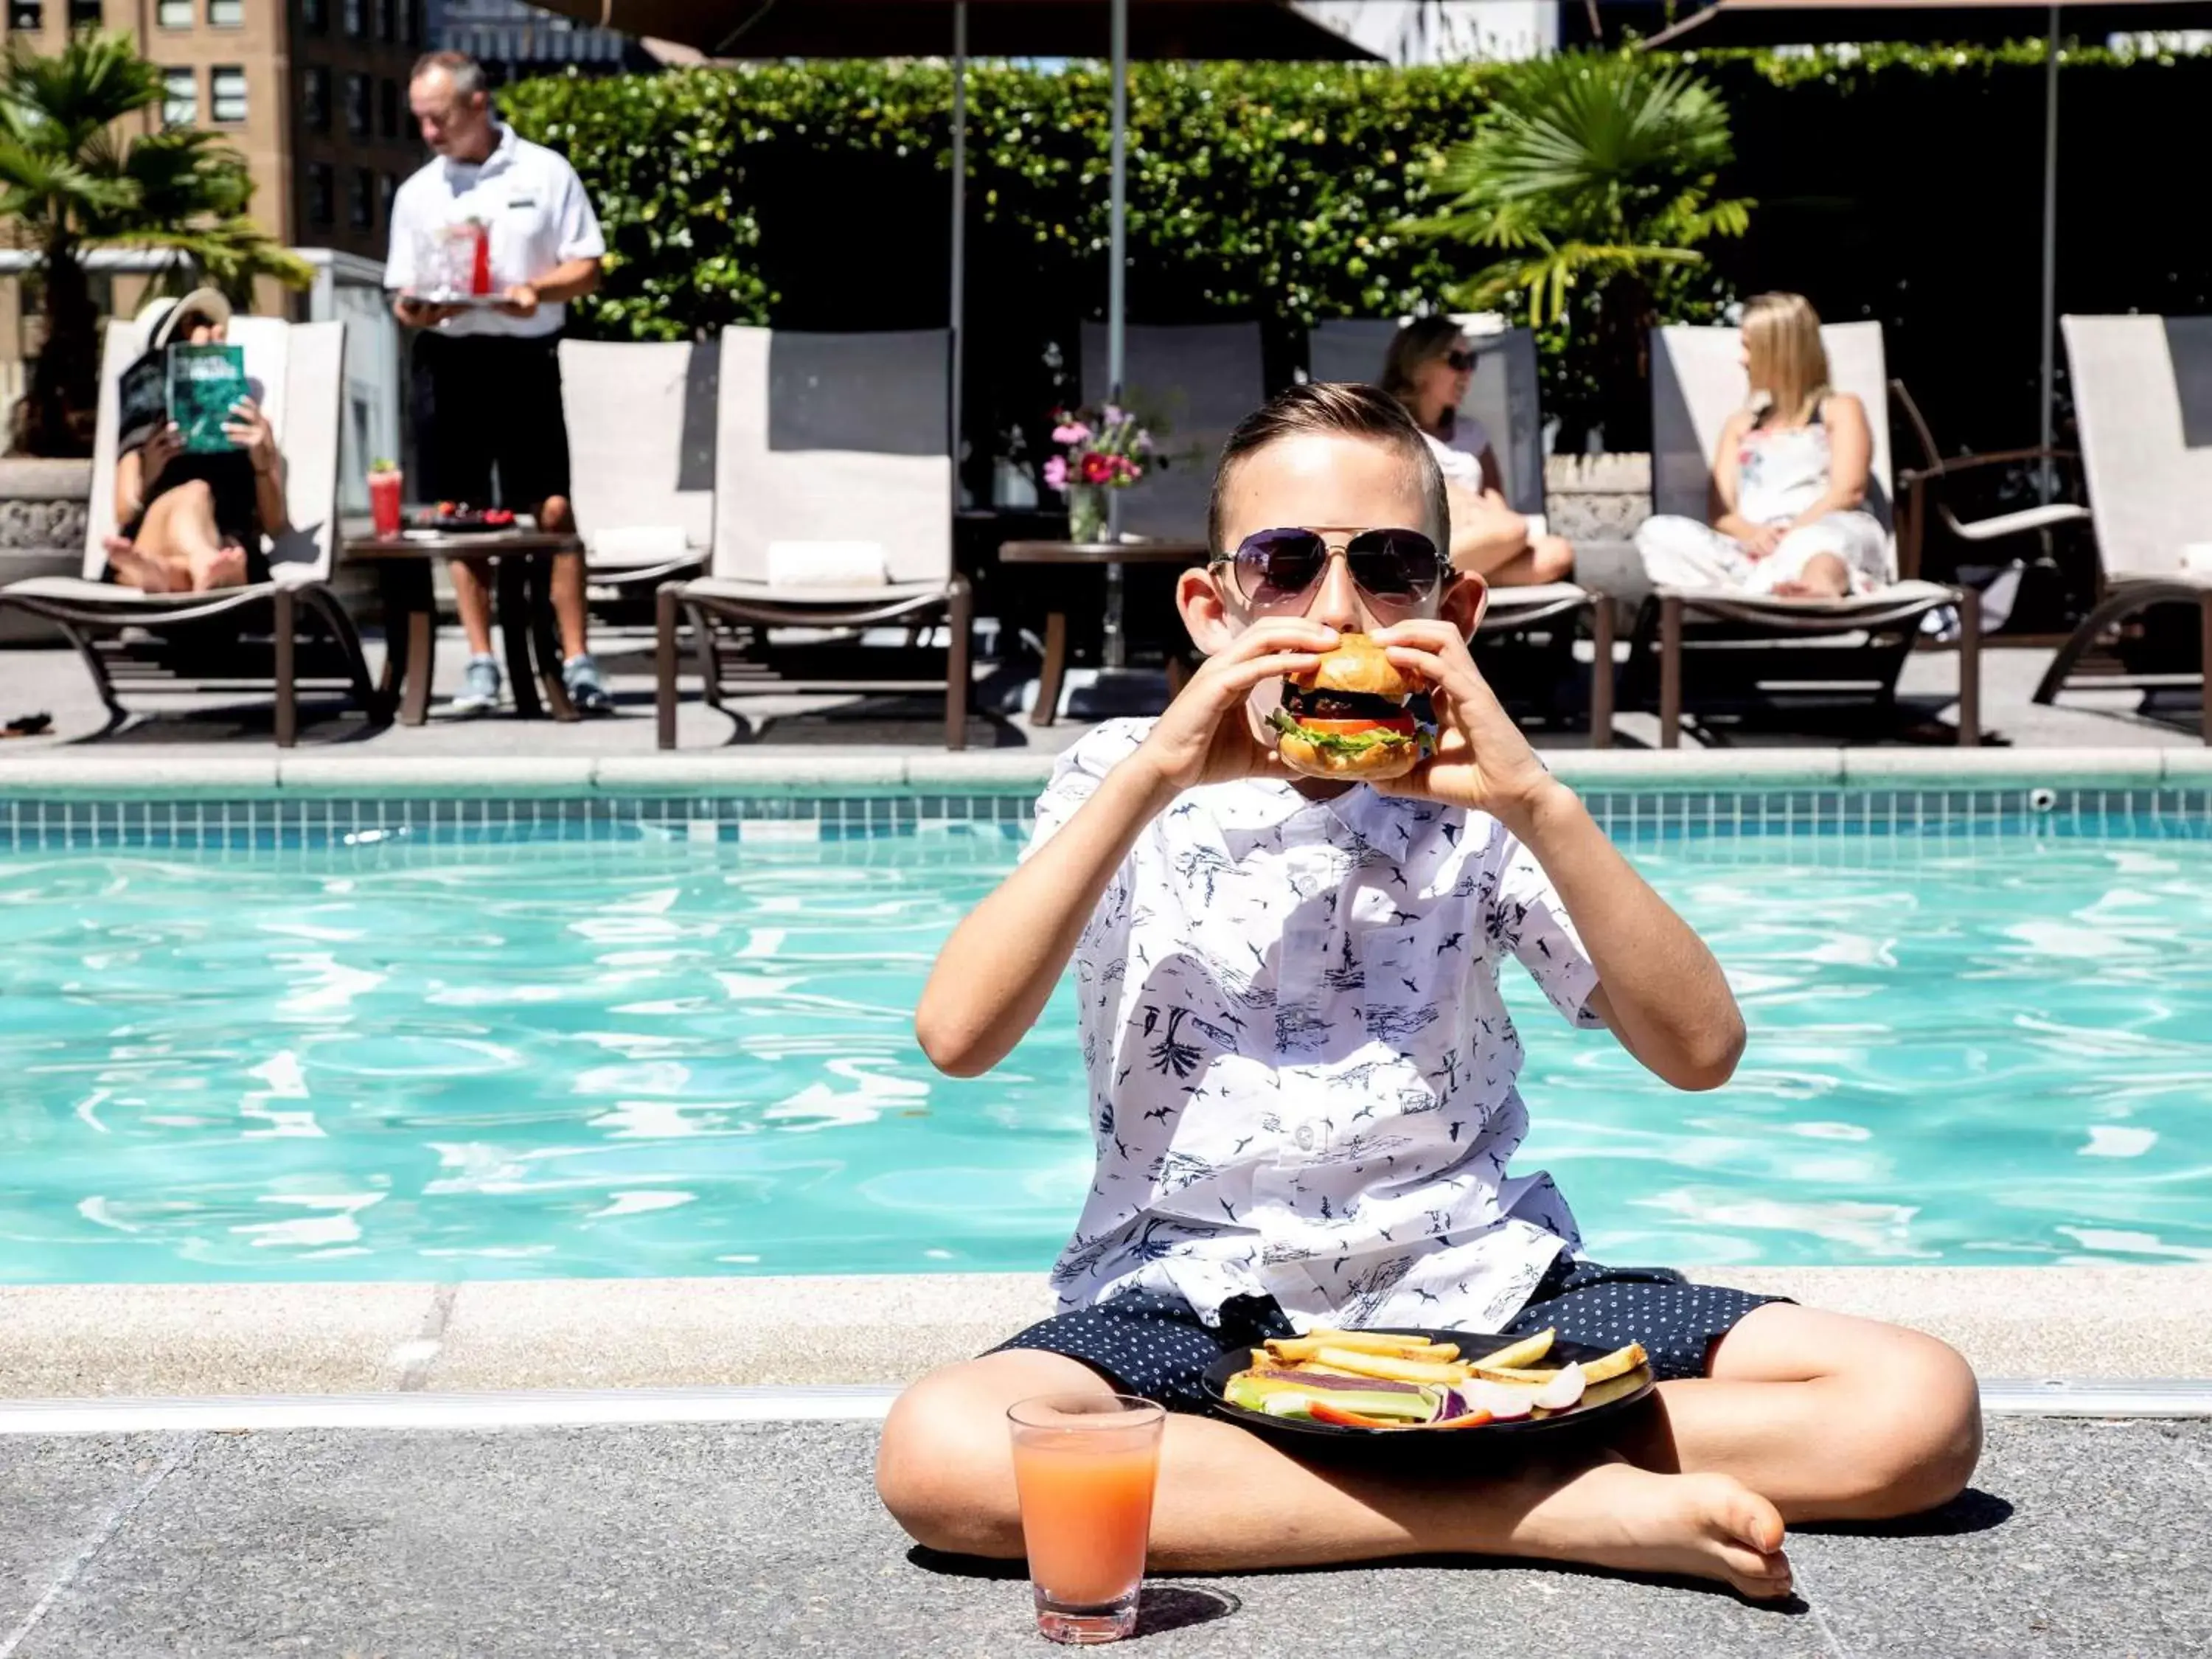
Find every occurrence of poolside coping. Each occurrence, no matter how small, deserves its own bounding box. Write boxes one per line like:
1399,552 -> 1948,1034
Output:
3,1267 -> 2206,1400
0,745 -> 2207,799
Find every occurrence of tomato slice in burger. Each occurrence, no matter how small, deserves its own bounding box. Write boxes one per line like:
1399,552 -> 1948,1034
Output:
1296,715 -> 1416,737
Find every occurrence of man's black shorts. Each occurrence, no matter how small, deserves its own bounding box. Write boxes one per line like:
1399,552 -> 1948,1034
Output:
987,1256 -> 1790,1414
409,330 -> 573,509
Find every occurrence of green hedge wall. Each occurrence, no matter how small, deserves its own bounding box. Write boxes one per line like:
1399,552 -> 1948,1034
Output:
502,44 -> 2212,476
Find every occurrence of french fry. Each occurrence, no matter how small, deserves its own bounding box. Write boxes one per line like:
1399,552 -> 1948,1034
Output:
1468,1327 -> 1554,1371
1312,1346 -> 1469,1385
1265,1332 -> 1455,1365
1579,1342 -> 1649,1385
1308,1329 -> 1446,1355
1467,1364 -> 1560,1384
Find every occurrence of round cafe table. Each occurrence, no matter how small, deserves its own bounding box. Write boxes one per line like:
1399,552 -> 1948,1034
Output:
344,526 -> 585,725
998,538 -> 1209,726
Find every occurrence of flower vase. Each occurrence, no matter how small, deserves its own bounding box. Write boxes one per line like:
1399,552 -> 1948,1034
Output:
1068,485 -> 1108,545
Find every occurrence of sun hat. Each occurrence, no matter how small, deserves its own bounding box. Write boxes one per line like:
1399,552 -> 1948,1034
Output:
137,286 -> 234,352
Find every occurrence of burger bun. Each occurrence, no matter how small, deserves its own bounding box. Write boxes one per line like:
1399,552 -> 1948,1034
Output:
1286,632 -> 1425,700
1276,730 -> 1421,782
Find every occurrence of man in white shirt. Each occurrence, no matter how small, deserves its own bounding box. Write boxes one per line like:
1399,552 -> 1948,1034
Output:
386,51 -> 611,716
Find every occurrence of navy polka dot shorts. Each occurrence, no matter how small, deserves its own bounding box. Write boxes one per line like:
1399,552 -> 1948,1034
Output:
987,1257 -> 1789,1415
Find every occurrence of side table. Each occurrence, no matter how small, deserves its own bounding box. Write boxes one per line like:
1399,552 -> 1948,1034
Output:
998,539 -> 1209,726
344,529 -> 585,724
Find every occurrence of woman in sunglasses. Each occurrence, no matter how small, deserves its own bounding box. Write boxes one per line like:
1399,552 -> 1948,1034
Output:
1380,316 -> 1574,588
885,382 -> 1978,1597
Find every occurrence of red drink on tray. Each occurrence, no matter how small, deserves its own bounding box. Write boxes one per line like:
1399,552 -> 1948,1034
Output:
368,463 -> 403,538
468,220 -> 493,296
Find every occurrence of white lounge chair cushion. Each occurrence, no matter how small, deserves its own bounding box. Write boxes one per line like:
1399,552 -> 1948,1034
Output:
1656,579 -> 1956,616
0,575 -> 286,607
1483,582 -> 1590,612
1948,501 -> 2092,543
587,524 -> 698,567
683,574 -> 948,607
2110,566 -> 2212,590
765,540 -> 889,589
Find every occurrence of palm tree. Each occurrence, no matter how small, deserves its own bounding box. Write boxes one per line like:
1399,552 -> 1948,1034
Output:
1404,49 -> 1753,450
0,32 -> 312,456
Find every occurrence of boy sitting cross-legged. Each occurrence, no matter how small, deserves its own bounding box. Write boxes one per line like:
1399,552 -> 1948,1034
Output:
878,384 -> 1980,1598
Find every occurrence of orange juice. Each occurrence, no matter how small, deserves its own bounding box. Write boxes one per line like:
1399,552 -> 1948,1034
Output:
1010,1436 -> 1160,1606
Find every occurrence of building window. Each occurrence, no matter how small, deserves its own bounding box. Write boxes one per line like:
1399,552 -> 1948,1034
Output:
378,78 -> 399,139
8,2 -> 41,30
160,67 -> 196,126
307,162 -> 333,228
207,0 -> 241,24
344,72 -> 369,139
342,0 -> 364,36
209,64 -> 246,124
302,0 -> 327,34
349,167 -> 375,231
156,0 -> 189,24
375,0 -> 393,41
66,0 -> 100,24
382,171 -> 400,221
403,0 -> 422,47
302,66 -> 330,132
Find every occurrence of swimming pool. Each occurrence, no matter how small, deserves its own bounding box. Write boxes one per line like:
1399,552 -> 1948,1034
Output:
2,786 -> 2208,1282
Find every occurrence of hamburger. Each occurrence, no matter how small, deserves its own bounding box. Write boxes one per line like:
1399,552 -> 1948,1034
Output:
1267,633 -> 1429,781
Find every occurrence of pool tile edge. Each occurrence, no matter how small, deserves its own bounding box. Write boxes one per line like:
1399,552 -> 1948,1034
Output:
0,745 -> 2197,800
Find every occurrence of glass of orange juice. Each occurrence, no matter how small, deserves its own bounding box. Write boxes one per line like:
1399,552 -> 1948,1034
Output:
1006,1393 -> 1166,1644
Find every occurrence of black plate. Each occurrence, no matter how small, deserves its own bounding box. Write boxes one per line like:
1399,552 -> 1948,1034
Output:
1202,1329 -> 1655,1452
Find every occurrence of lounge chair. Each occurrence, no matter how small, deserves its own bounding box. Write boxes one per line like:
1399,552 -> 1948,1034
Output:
653,325 -> 970,748
1077,321 -> 1263,542
1624,322 -> 1976,747
2033,314 -> 2212,742
1307,319 -> 1612,743
0,316 -> 375,746
1891,377 -> 2093,633
558,338 -> 714,599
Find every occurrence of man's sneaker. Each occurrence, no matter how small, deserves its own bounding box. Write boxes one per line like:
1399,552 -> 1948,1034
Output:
448,654 -> 501,717
563,653 -> 614,715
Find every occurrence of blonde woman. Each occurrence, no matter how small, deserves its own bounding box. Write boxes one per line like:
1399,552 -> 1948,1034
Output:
1635,293 -> 1888,599
1380,318 -> 1573,587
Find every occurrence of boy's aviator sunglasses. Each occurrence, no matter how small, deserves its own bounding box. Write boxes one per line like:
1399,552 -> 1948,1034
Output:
1211,526 -> 1446,613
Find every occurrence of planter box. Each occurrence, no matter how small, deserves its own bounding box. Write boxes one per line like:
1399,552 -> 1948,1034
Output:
1543,452 -> 1651,544
0,456 -> 91,645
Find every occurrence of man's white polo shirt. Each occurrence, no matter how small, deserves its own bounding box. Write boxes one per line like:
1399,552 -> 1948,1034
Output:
384,123 -> 605,340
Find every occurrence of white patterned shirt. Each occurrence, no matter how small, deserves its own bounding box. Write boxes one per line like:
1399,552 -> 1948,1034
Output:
1024,719 -> 1604,1334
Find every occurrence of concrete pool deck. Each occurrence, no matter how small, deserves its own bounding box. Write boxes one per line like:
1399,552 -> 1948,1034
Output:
4,1268 -> 2210,1401
0,1417 -> 2202,1657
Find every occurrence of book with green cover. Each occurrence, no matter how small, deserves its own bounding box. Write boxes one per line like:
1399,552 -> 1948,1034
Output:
166,343 -> 248,454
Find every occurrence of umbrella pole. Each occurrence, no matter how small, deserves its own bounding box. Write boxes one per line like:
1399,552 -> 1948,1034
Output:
2039,4 -> 2059,504
1104,0 -> 1129,663
951,2 -> 967,505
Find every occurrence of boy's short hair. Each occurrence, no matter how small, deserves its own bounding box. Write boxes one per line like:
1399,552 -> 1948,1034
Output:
1206,381 -> 1450,553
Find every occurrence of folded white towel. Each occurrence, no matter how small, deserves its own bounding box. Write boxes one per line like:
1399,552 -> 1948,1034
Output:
588,524 -> 696,567
766,540 -> 889,588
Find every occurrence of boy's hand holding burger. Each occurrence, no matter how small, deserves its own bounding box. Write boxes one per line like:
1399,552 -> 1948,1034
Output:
1369,618 -> 1562,832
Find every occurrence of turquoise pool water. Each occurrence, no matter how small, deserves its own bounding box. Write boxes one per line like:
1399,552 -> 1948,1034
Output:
2,804 -> 2208,1281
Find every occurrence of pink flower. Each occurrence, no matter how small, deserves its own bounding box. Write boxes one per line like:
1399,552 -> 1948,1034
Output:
1051,422 -> 1091,445
1042,455 -> 1068,490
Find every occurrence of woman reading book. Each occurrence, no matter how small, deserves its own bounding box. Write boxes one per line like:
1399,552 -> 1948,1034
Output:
105,290 -> 289,594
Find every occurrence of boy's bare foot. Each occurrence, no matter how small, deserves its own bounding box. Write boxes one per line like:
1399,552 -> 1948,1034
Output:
1517,1457 -> 1792,1600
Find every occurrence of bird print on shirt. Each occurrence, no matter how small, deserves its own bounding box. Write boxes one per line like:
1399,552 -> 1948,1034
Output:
1029,717 -> 1599,1332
